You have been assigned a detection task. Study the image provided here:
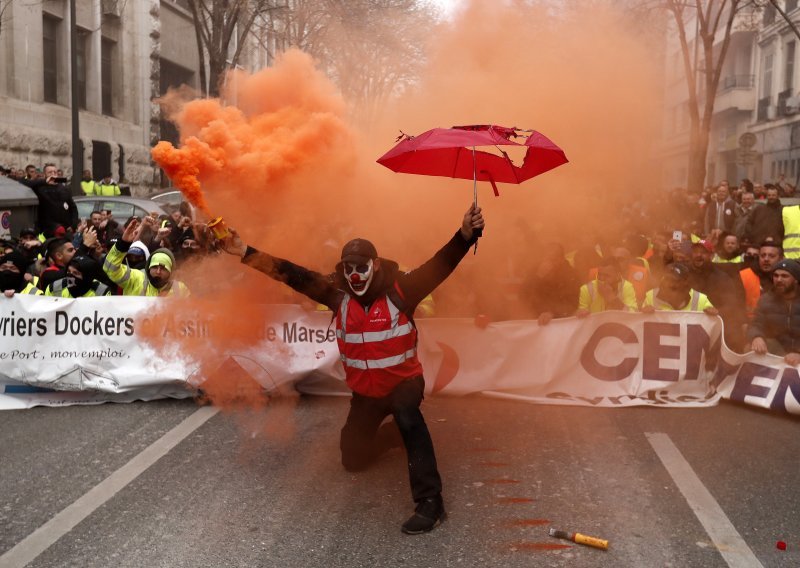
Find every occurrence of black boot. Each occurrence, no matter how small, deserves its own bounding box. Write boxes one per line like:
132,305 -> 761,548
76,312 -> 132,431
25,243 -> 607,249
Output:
401,495 -> 445,535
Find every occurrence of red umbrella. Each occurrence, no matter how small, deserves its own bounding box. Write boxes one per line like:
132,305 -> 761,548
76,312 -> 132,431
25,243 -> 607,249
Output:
377,124 -> 568,251
377,124 -> 568,198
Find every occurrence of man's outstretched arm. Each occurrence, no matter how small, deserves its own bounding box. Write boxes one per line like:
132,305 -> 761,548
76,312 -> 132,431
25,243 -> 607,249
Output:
222,228 -> 342,309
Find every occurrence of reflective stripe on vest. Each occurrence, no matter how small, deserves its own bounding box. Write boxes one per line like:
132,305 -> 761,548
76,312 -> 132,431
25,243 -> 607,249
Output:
22,283 -> 39,295
783,207 -> 800,258
690,290 -> 700,311
104,257 -> 135,284
51,278 -> 67,294
341,348 -> 418,370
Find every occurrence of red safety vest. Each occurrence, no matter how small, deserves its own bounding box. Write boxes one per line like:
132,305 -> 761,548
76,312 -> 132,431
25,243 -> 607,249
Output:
336,284 -> 423,398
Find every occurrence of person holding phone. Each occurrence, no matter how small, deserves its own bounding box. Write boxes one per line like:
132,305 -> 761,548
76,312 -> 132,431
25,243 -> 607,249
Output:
21,163 -> 79,238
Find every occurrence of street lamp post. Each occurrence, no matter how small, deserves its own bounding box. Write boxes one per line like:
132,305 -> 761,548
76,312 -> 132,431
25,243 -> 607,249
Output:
69,0 -> 81,196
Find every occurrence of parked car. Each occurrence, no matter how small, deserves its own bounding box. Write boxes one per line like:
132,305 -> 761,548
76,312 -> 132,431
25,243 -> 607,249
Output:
74,196 -> 170,224
150,190 -> 184,209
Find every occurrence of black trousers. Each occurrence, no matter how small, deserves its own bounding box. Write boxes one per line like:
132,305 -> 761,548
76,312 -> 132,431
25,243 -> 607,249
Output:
340,376 -> 443,503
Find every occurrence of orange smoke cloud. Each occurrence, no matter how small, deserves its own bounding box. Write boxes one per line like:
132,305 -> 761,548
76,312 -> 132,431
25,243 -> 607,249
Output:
143,1 -> 664,412
152,49 -> 356,227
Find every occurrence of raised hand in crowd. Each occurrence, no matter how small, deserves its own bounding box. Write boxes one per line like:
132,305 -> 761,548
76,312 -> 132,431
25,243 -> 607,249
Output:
138,215 -> 157,242
121,217 -> 140,243
156,226 -> 172,242
82,226 -> 99,251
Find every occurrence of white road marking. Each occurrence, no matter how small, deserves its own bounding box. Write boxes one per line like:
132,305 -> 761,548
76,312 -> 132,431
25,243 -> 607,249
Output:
0,406 -> 220,568
645,432 -> 764,568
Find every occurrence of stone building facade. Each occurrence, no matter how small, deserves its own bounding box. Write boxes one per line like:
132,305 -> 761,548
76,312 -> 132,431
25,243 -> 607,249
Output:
0,0 -> 266,196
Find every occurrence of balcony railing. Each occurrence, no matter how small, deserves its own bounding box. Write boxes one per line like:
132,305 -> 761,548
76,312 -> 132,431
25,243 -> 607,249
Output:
758,96 -> 771,122
720,74 -> 755,92
778,89 -> 794,117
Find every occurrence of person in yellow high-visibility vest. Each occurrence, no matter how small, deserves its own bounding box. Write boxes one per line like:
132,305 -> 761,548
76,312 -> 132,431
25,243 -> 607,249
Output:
641,263 -> 718,315
782,202 -> 800,259
80,170 -> 100,196
97,174 -> 121,196
576,258 -> 638,317
712,232 -> 743,264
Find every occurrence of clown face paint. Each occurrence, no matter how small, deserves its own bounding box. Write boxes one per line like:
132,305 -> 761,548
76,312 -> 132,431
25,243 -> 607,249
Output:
343,259 -> 374,296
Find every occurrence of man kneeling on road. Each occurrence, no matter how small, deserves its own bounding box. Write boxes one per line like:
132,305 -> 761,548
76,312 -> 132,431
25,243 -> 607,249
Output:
748,259 -> 800,366
220,205 -> 485,534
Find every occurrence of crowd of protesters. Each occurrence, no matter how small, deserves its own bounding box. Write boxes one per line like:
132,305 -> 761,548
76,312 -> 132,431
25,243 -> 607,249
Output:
0,163 -> 208,299
3,162 -> 800,362
501,175 -> 800,363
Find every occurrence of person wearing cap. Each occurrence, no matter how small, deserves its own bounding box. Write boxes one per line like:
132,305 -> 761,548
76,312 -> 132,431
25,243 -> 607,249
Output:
102,217 -> 189,297
45,255 -> 111,297
125,240 -> 150,270
17,228 -> 43,269
576,258 -> 638,316
641,263 -> 716,314
0,251 -> 41,297
220,204 -> 485,535
748,258 -> 800,365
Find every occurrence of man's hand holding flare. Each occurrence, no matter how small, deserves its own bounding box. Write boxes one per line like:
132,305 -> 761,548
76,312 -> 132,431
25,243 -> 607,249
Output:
220,227 -> 247,258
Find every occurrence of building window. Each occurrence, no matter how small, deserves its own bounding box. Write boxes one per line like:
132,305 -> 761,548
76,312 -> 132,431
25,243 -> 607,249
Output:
787,0 -> 798,13
763,52 -> 774,98
76,29 -> 88,110
786,41 -> 796,92
772,161 -> 777,179
101,38 -> 115,116
43,16 -> 59,103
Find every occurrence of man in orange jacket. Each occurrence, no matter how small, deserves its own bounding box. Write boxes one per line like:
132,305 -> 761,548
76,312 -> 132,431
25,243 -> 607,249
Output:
740,240 -> 783,320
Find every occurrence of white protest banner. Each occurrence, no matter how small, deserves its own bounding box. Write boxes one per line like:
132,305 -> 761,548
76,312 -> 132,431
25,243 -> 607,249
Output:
1,297 -> 798,415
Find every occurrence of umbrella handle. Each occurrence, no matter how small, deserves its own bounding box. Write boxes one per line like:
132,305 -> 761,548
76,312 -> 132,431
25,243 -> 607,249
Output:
473,146 -> 480,254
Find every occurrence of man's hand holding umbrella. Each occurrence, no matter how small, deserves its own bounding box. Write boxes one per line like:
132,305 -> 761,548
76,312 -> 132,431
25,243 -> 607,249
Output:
461,204 -> 485,242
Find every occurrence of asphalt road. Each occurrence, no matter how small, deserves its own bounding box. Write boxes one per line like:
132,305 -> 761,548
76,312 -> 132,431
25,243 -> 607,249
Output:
0,395 -> 798,568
